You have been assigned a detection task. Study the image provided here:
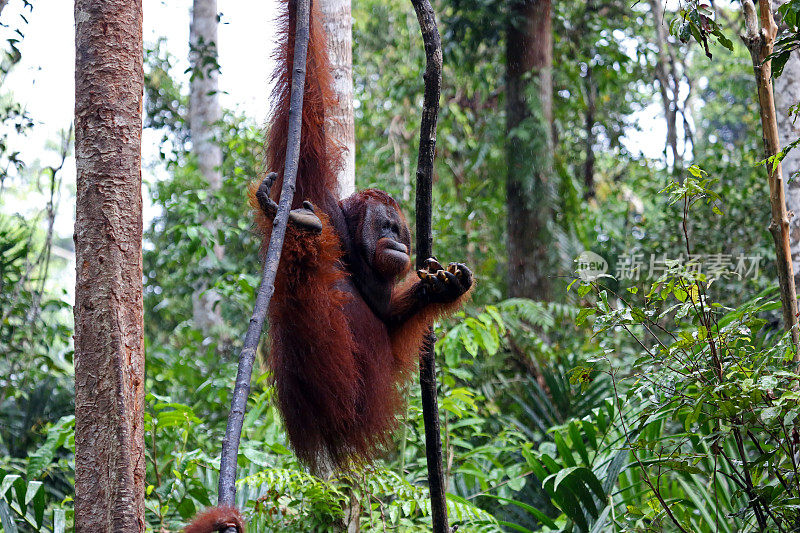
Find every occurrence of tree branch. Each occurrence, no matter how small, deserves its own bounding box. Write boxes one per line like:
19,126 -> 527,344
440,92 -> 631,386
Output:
409,0 -> 449,531
216,0 -> 312,523
740,0 -> 800,357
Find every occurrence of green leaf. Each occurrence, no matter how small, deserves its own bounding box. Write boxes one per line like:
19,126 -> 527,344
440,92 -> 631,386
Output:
568,421 -> 591,465
576,308 -> 596,326
53,509 -> 66,533
0,500 -> 18,533
688,165 -> 704,178
588,505 -> 612,533
482,495 -> 557,529
716,30 -> 734,51
459,326 -> 479,356
760,406 -> 780,424
23,481 -> 41,506
674,286 -> 688,302
573,467 -> 606,501
0,475 -> 20,499
552,431 -> 577,467
546,466 -> 580,493
659,460 -> 703,475
188,486 -> 213,507
32,486 -> 45,529
496,520 -> 537,533
177,497 -> 196,520
27,416 -> 74,479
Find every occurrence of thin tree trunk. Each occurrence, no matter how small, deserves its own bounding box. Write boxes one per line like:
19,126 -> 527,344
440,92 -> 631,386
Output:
189,0 -> 224,333
321,1 -> 358,529
774,0 -> 800,286
649,0 -> 681,167
584,67 -> 597,199
190,0 -> 222,190
506,0 -> 553,300
73,0 -> 145,530
742,0 -> 800,355
409,0 -> 448,528
320,0 -> 356,197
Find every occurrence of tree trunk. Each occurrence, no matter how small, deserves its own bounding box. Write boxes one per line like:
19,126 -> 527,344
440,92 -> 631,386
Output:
584,67 -> 597,199
189,0 -> 222,190
73,1 -> 145,531
774,0 -> 800,285
320,0 -> 356,197
649,0 -> 681,167
506,0 -> 553,300
321,1 -> 358,529
742,0 -> 800,355
189,0 -> 224,333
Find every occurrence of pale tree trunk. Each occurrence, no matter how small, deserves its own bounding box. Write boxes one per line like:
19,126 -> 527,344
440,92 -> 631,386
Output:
189,0 -> 222,189
322,3 -> 359,530
321,0 -> 356,197
649,0 -> 682,167
774,0 -> 800,285
73,0 -> 145,530
742,0 -> 800,355
189,0 -> 224,333
506,0 -> 553,300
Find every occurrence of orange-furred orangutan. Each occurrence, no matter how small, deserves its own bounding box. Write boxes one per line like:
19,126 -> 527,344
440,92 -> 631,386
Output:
184,506 -> 244,533
249,0 -> 472,472
186,0 -> 471,529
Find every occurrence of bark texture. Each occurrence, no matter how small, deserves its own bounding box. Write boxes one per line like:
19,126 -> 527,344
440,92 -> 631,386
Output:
73,1 -> 145,531
506,0 -> 553,300
409,0 -> 449,528
774,0 -> 800,284
742,0 -> 800,354
189,0 -> 224,333
320,0 -> 356,197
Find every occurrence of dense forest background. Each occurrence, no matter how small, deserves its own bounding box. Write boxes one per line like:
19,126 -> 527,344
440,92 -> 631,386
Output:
4,0 -> 800,530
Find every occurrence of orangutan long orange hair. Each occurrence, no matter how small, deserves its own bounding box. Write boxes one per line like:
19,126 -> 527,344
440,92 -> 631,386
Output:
247,0 -> 473,472
184,505 -> 244,533
184,0 -> 472,528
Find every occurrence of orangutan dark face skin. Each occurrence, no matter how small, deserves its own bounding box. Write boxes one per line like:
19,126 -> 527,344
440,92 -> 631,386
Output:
361,201 -> 411,280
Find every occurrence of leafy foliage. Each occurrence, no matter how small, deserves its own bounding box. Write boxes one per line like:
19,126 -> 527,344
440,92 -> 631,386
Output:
773,0 -> 800,77
558,176 -> 800,531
